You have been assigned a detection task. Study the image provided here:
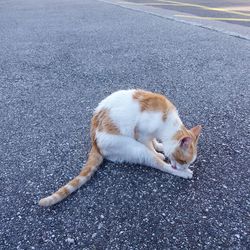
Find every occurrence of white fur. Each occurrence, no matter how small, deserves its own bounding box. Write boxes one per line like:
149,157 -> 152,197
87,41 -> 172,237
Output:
95,90 -> 192,179
159,110 -> 182,157
96,90 -> 140,137
78,176 -> 87,182
65,184 -> 76,193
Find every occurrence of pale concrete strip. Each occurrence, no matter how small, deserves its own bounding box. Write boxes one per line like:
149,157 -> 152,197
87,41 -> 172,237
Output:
175,15 -> 250,22
159,0 -> 250,17
224,6 -> 250,12
99,0 -> 250,40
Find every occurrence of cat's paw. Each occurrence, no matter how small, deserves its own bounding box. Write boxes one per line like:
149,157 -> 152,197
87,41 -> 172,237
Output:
156,152 -> 165,161
176,169 -> 193,179
153,139 -> 164,152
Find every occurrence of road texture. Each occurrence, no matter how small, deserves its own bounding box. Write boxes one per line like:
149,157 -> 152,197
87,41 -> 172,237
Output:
0,0 -> 250,249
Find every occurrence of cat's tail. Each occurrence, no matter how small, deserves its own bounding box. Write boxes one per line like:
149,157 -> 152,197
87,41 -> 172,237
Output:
38,145 -> 103,207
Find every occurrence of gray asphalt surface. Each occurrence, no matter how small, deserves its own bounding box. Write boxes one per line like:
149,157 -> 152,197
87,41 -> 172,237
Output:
0,0 -> 250,249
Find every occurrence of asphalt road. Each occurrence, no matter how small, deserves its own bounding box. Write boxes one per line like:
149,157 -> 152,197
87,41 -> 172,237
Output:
0,0 -> 250,249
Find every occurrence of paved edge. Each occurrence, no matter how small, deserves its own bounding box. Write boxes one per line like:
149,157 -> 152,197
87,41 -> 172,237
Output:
99,0 -> 250,41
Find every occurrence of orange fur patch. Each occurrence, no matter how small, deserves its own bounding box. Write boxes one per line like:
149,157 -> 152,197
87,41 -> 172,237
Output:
172,145 -> 195,165
172,126 -> 189,141
91,109 -> 120,139
172,126 -> 201,164
91,108 -> 119,158
80,145 -> 103,177
79,165 -> 92,176
133,90 -> 175,121
69,178 -> 80,188
56,187 -> 70,197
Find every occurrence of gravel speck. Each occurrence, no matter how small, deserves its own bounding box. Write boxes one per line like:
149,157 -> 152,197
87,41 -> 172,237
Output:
65,238 -> 74,244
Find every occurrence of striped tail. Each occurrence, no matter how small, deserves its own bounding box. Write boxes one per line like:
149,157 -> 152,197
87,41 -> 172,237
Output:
38,145 -> 103,207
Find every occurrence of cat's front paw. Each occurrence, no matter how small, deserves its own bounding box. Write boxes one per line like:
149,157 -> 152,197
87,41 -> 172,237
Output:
176,169 -> 193,179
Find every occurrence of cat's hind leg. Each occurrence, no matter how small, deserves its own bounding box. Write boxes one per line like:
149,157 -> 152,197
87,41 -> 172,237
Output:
96,132 -> 192,179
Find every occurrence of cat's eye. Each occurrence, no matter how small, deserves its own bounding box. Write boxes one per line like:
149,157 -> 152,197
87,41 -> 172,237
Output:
178,159 -> 187,165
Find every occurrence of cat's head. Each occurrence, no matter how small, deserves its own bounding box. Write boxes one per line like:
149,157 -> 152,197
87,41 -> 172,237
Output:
170,125 -> 202,170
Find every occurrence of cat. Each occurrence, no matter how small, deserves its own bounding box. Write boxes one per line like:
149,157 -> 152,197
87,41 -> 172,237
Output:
39,89 -> 202,207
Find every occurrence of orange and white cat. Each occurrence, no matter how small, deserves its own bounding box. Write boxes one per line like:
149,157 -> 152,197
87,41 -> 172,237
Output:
39,89 -> 202,207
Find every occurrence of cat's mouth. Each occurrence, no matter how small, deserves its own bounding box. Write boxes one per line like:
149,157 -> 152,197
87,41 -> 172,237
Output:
166,159 -> 179,170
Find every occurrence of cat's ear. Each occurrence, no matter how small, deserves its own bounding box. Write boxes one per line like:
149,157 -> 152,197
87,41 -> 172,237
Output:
180,137 -> 192,149
190,125 -> 202,139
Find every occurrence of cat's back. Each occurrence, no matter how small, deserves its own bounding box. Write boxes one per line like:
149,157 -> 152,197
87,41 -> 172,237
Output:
95,89 -> 136,112
94,89 -> 175,137
95,89 -> 140,136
